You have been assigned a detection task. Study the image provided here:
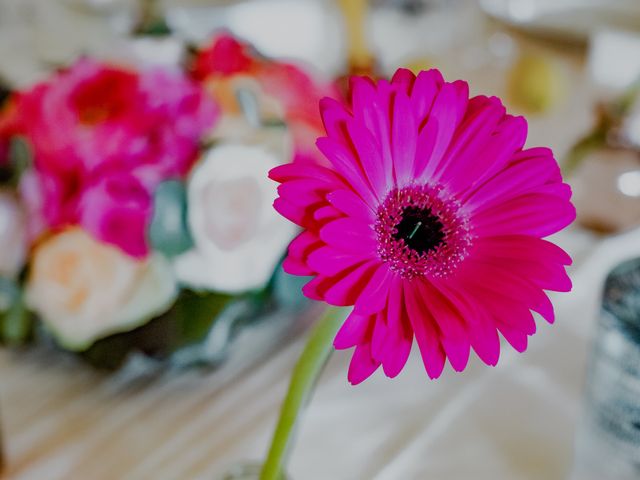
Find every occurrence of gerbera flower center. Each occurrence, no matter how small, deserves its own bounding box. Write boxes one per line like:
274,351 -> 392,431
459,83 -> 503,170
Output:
376,185 -> 472,279
393,206 -> 445,255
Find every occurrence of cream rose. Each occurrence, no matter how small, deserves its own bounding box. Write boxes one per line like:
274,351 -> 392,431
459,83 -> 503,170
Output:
173,143 -> 297,293
25,228 -> 177,349
0,191 -> 27,278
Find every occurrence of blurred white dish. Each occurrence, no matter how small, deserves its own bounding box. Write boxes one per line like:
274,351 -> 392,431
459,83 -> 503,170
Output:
480,0 -> 640,42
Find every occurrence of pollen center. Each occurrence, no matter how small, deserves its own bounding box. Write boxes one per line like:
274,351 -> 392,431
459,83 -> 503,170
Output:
393,206 -> 445,255
375,185 -> 472,279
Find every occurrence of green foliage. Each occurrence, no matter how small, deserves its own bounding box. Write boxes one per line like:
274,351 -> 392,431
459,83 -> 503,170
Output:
0,277 -> 32,345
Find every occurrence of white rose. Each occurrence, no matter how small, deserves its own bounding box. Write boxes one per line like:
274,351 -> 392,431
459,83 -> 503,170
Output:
25,228 -> 177,350
174,143 -> 297,293
0,191 -> 27,278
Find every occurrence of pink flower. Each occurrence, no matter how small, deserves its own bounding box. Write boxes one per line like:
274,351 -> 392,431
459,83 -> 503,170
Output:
190,33 -> 256,81
12,59 -> 218,256
270,69 -> 576,385
191,33 -> 336,165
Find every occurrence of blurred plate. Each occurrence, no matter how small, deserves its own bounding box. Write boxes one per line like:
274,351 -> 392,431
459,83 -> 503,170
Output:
480,0 -> 640,42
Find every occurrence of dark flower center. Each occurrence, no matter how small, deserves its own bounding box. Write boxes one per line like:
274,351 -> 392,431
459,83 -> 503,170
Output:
393,206 -> 445,255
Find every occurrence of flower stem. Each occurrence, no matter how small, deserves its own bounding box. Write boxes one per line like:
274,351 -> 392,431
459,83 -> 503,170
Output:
260,306 -> 345,480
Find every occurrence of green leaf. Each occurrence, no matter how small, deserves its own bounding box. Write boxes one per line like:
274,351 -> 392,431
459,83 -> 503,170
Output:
149,180 -> 194,257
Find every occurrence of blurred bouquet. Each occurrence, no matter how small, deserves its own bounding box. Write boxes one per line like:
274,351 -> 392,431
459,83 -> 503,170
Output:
0,32 -> 333,368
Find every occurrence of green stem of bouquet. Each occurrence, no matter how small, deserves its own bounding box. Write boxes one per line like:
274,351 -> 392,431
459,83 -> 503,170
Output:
260,306 -> 345,480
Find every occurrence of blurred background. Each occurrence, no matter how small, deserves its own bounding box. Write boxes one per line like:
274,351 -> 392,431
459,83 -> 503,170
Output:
1,0 -> 640,479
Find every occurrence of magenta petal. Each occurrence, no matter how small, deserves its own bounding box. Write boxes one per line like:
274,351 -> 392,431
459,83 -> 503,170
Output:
323,261 -> 378,306
413,118 -> 439,179
334,312 -> 373,349
346,118 -> 389,196
316,137 -> 378,207
392,89 -> 418,186
319,218 -> 377,254
327,189 -> 375,223
465,149 -> 563,208
404,282 -> 446,379
433,96 -> 505,186
473,193 -> 576,238
282,257 -> 314,275
319,96 -> 352,145
420,81 -> 469,178
418,281 -> 467,339
353,264 -> 393,315
371,312 -> 389,363
350,77 -> 394,184
307,246 -> 371,276
348,343 -> 381,385
391,68 -> 416,91
411,69 -> 444,122
468,321 -> 500,367
313,205 -> 342,223
474,235 -> 573,266
441,336 -> 471,372
287,230 -> 319,259
301,277 -> 325,300
381,278 -> 412,378
278,179 -> 330,206
497,323 -> 528,353
273,197 -> 307,226
269,162 -> 344,186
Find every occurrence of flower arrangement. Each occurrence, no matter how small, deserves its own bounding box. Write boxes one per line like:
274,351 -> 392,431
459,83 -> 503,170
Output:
0,33 -> 332,367
258,68 -> 576,479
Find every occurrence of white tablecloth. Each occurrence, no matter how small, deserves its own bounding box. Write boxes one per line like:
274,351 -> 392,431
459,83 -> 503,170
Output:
1,1 -> 639,479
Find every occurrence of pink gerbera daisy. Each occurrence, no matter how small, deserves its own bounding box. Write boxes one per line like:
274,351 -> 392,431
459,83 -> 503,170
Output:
270,68 -> 576,385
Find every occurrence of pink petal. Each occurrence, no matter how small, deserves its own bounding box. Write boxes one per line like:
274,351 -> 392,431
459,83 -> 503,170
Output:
348,343 -> 381,385
497,323 -> 528,353
441,336 -> 471,372
319,96 -> 352,145
371,312 -> 389,363
327,189 -> 375,223
273,197 -> 307,226
443,113 -> 529,196
381,278 -> 412,378
404,282 -> 446,379
323,261 -> 379,306
391,68 -> 416,92
411,69 -> 444,124
392,88 -> 418,187
473,193 -> 576,238
464,148 -> 563,208
353,264 -> 393,315
269,162 -> 344,186
313,205 -> 343,224
307,246 -> 371,276
319,217 -> 377,254
277,179 -> 329,207
282,257 -> 314,275
346,117 -> 389,196
417,281 -> 467,339
316,137 -> 378,207
334,311 -> 373,349
421,80 -> 469,178
350,77 -> 394,186
474,235 -> 572,266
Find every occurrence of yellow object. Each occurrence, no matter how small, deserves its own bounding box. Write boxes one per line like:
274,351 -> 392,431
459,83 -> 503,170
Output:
508,53 -> 566,114
405,58 -> 435,75
337,0 -> 373,72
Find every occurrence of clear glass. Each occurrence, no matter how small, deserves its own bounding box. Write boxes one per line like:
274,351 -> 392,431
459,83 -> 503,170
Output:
220,462 -> 288,480
570,258 -> 640,480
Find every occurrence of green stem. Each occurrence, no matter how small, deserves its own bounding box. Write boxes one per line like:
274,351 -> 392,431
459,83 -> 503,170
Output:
260,306 -> 345,480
